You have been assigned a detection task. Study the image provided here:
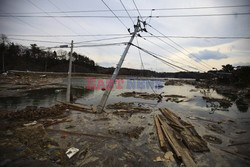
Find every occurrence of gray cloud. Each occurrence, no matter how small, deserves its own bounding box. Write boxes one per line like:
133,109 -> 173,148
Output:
233,62 -> 250,67
192,50 -> 228,61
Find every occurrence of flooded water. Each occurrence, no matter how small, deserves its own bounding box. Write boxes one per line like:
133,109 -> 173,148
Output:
1,77 -> 249,166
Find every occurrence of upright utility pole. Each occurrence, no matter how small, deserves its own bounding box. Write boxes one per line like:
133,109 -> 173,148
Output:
97,19 -> 141,112
2,39 -> 5,72
66,40 -> 74,102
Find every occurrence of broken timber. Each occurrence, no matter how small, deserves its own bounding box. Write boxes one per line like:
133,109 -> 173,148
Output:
160,108 -> 209,152
154,108 -> 210,166
154,115 -> 167,151
57,101 -> 96,113
156,115 -> 196,167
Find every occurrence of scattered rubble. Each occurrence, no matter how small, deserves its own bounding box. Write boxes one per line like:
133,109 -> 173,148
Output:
202,96 -> 233,111
0,104 -> 68,122
118,91 -> 160,100
106,102 -> 151,114
164,79 -> 183,86
58,101 -> 96,113
0,124 -> 69,166
153,151 -> 175,162
207,123 -> 225,134
108,127 -> 145,139
66,147 -> 79,159
164,94 -> 190,103
203,135 -> 222,144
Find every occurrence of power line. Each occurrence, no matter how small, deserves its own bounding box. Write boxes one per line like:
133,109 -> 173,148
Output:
135,36 -> 157,94
144,35 -> 250,39
26,0 -> 79,35
100,0 -> 129,30
144,31 -> 207,71
138,35 -> 200,71
8,37 -> 69,44
74,42 -> 127,48
4,34 -> 250,39
74,36 -> 131,44
2,12 -> 250,18
130,43 -> 190,72
145,4 -> 250,11
47,0 -> 93,37
132,0 -> 143,21
147,24 -> 213,69
3,4 -> 250,14
0,8 -> 68,44
119,0 -> 134,24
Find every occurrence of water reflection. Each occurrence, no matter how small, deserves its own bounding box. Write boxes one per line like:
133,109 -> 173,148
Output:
0,87 -> 94,111
0,78 -> 249,115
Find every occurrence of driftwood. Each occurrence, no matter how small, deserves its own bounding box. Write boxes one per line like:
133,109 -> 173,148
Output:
43,118 -> 72,127
157,115 -> 197,167
154,116 -> 167,151
160,108 -> 209,152
58,101 -> 96,113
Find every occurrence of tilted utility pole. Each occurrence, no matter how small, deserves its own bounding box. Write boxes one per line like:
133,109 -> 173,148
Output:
66,40 -> 74,102
97,19 -> 142,112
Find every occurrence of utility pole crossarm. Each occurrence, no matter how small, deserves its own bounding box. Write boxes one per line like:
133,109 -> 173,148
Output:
97,19 -> 141,112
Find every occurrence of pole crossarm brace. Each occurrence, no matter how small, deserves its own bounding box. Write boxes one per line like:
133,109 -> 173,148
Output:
97,18 -> 145,112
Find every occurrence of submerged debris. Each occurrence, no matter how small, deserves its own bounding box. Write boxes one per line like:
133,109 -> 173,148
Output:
0,104 -> 67,122
164,79 -> 183,86
207,123 -> 225,134
203,135 -> 222,144
164,94 -> 190,103
106,102 -> 151,114
118,91 -> 160,100
202,96 -> 232,110
0,124 -> 69,166
108,127 -> 145,139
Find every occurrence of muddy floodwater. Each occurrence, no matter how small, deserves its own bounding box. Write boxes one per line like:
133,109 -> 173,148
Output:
0,77 -> 249,166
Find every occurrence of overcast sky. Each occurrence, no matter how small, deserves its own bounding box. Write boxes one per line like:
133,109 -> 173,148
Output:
0,0 -> 250,72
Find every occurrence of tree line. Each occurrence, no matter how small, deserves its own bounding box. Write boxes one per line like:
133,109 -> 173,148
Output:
0,34 -> 96,73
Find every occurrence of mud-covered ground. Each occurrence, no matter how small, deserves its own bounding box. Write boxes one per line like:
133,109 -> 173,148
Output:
0,73 -> 250,167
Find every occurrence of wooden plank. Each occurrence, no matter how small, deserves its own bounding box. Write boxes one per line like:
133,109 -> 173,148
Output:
158,115 -> 197,167
160,108 -> 209,152
57,101 -> 96,113
157,115 -> 182,159
154,116 -> 167,151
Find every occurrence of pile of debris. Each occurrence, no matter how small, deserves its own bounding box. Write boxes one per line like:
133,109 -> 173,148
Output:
164,79 -> 183,86
108,126 -> 145,139
118,91 -> 160,100
59,101 -> 97,113
0,104 -> 67,121
202,96 -> 232,111
154,108 -> 209,166
164,94 -> 190,103
106,102 -> 151,114
0,123 -> 69,166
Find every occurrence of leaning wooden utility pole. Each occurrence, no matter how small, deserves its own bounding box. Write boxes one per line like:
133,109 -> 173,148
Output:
66,40 -> 74,102
97,19 -> 141,112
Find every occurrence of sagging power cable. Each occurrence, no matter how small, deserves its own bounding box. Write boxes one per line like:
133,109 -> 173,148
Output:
130,43 -> 189,72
